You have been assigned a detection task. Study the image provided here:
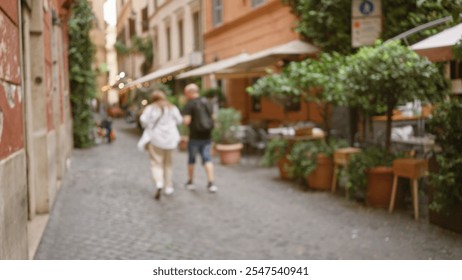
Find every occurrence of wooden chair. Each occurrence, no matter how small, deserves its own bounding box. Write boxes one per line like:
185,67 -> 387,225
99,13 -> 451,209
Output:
331,147 -> 361,193
388,158 -> 428,220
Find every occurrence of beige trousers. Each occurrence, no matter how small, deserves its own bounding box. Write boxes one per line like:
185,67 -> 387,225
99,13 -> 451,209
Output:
147,144 -> 173,189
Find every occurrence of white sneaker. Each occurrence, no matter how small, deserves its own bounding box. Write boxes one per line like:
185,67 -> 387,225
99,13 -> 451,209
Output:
165,187 -> 174,195
185,182 -> 196,190
208,184 -> 218,193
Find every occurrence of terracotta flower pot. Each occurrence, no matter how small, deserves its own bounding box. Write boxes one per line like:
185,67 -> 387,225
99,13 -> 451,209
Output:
366,166 -> 394,208
307,154 -> 334,190
216,143 -> 243,165
277,157 -> 293,180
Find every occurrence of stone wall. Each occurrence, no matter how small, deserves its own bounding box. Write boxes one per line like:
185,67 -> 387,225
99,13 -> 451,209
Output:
0,0 -> 74,259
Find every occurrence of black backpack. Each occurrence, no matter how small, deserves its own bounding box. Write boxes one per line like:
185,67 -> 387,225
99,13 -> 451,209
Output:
192,98 -> 214,132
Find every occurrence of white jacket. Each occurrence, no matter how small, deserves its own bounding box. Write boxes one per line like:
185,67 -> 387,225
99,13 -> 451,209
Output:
139,104 -> 183,150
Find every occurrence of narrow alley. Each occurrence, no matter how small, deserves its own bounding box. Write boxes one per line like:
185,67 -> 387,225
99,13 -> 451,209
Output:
34,120 -> 462,260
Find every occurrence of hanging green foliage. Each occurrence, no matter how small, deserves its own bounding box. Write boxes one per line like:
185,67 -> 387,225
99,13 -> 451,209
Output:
68,0 -> 97,148
114,40 -> 131,55
131,36 -> 153,75
282,0 -> 462,54
114,36 -> 153,75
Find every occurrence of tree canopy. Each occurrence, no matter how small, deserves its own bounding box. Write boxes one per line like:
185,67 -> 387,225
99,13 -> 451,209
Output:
282,0 -> 462,54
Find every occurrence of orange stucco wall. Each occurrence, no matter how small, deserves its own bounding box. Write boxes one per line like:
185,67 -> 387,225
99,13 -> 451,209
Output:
204,0 -> 298,63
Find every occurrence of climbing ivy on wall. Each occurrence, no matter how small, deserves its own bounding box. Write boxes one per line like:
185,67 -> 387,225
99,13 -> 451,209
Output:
282,0 -> 462,54
131,36 -> 153,75
115,36 -> 154,75
68,0 -> 97,148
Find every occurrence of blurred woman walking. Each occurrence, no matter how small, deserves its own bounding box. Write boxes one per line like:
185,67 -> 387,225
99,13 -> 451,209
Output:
139,90 -> 183,200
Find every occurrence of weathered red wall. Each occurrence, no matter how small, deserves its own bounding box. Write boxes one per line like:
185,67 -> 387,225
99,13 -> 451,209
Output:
0,4 -> 24,160
0,0 -> 18,25
0,8 -> 20,85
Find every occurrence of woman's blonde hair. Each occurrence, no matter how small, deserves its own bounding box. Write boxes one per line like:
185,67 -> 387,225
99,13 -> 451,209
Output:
150,90 -> 172,109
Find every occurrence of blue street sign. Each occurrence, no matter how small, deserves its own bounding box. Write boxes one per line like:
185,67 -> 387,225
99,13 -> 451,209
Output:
359,0 -> 374,15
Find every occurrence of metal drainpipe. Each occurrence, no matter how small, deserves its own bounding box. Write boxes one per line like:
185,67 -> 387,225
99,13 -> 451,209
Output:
18,0 -> 30,222
18,1 -> 24,140
19,0 -> 37,225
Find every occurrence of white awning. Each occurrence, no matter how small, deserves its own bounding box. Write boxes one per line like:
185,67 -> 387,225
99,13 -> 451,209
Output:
411,23 -> 462,61
176,53 -> 250,79
412,23 -> 462,50
217,40 -> 319,77
176,40 -> 318,79
124,62 -> 191,88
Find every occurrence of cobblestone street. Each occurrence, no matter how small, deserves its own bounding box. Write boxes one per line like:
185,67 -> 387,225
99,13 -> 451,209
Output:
35,120 -> 462,260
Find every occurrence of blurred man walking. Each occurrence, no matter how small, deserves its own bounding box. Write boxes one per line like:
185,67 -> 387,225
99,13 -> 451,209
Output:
182,83 -> 217,192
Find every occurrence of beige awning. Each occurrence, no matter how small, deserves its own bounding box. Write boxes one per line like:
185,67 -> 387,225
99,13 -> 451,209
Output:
216,40 -> 319,78
176,53 -> 250,79
176,40 -> 318,80
411,23 -> 462,62
123,62 -> 191,89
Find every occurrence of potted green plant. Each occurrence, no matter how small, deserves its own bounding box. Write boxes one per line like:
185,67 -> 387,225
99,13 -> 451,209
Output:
344,40 -> 446,152
342,41 -> 446,206
248,54 -> 350,183
346,147 -> 401,207
288,139 -> 348,190
286,54 -> 353,190
260,138 -> 292,180
283,53 -> 348,140
247,71 -> 302,107
212,108 -> 243,165
427,100 -> 462,233
246,53 -> 347,136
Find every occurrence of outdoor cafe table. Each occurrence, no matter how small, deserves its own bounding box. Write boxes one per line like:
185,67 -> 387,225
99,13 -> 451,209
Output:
267,127 -> 325,142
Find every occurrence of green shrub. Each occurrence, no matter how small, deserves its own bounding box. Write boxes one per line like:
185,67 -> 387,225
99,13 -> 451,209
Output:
344,41 -> 447,152
428,100 -> 462,213
260,138 -> 290,167
212,108 -> 242,144
288,139 -> 348,180
346,147 -> 400,198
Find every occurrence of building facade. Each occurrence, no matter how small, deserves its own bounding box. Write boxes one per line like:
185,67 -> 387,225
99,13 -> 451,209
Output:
115,0 -> 203,95
200,0 -> 319,126
115,0 -> 149,80
0,0 -> 74,259
90,0 -> 108,99
149,0 -> 202,73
